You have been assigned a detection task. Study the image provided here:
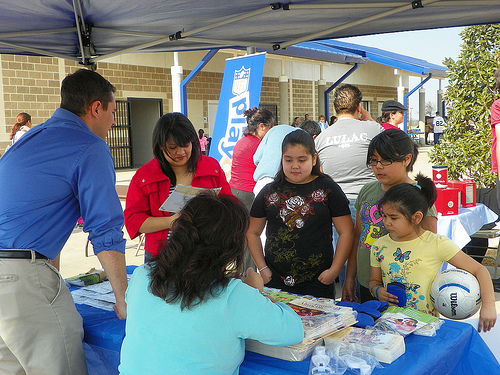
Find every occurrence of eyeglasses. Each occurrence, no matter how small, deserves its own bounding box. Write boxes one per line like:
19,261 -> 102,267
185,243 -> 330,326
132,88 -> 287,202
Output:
367,158 -> 397,167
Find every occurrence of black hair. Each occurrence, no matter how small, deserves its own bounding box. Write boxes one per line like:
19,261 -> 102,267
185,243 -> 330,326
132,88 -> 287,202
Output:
378,173 -> 437,222
367,128 -> 419,172
60,69 -> 115,116
333,84 -> 363,115
242,107 -> 274,135
152,113 -> 201,185
377,111 -> 400,124
274,129 -> 330,183
148,192 -> 249,310
298,120 -> 321,137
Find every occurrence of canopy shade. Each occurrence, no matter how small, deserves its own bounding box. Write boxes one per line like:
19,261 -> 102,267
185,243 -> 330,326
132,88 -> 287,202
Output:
0,0 -> 498,67
312,40 -> 448,77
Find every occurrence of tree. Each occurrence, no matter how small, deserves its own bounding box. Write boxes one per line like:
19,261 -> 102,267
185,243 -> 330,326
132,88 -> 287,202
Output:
429,24 -> 500,188
425,101 -> 434,116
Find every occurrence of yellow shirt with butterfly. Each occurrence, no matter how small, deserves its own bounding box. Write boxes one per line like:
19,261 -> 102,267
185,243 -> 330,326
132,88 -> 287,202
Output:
371,230 -> 460,316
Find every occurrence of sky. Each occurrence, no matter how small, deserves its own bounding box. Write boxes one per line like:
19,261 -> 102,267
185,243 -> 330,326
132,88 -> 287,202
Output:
338,26 -> 465,120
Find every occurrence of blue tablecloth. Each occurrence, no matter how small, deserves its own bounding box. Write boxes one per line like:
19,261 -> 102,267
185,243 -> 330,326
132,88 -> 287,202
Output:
75,266 -> 500,375
240,320 -> 500,375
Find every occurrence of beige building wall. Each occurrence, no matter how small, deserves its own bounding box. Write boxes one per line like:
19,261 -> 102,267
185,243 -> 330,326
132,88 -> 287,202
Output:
1,50 -> 409,157
1,55 -> 62,151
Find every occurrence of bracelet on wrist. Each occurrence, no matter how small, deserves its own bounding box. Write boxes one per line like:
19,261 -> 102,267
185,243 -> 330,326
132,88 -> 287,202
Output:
370,283 -> 382,297
258,266 -> 268,273
374,286 -> 383,300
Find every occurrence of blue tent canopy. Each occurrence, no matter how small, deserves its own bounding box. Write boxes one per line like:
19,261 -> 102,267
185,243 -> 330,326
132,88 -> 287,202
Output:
0,0 -> 498,67
264,39 -> 447,77
313,40 -> 447,77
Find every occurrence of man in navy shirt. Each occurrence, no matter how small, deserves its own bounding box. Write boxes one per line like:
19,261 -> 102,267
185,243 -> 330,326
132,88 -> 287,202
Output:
0,69 -> 127,375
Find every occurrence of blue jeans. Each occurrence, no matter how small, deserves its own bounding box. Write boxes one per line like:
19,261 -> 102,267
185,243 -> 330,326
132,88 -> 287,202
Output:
332,200 -> 361,301
434,132 -> 443,145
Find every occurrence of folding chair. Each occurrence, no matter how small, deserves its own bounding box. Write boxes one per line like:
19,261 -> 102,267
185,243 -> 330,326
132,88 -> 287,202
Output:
135,233 -> 145,256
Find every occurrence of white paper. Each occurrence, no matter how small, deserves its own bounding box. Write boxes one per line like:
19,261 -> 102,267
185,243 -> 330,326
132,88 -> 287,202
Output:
70,274 -> 132,311
159,185 -> 221,212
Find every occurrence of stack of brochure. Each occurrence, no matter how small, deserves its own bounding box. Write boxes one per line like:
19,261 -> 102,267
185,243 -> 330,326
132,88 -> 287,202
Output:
324,327 -> 405,364
289,297 -> 358,342
246,336 -> 325,362
245,290 -> 357,361
373,306 -> 438,337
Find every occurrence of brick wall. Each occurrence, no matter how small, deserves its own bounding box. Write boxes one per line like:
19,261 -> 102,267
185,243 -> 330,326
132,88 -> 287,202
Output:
1,55 -> 61,150
291,79 -> 315,121
183,70 -> 223,120
0,54 -> 403,155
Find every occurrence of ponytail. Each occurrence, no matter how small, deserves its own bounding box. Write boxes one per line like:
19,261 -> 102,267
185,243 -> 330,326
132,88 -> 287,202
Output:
378,173 -> 436,222
243,107 -> 274,135
414,173 -> 437,208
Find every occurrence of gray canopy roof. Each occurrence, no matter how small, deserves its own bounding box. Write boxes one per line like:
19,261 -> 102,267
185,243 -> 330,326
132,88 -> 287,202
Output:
0,0 -> 498,67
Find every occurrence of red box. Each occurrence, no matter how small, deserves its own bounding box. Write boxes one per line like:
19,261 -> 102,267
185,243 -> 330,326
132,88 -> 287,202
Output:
448,180 -> 476,208
435,187 -> 460,216
432,165 -> 448,186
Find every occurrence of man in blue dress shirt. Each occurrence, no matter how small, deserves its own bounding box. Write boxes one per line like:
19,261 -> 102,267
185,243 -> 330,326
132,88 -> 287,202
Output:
0,69 -> 127,375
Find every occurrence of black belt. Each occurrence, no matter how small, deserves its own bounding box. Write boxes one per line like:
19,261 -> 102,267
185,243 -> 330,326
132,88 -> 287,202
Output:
0,250 -> 48,260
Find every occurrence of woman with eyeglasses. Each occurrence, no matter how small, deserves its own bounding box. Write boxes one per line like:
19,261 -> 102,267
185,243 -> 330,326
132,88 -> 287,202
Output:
230,107 -> 274,270
343,129 -> 438,303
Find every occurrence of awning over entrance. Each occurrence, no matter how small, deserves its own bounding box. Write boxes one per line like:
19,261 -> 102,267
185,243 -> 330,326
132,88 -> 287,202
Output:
265,39 -> 447,77
310,40 -> 447,78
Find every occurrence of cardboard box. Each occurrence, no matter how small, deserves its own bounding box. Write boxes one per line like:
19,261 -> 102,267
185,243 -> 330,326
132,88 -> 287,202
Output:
448,180 -> 476,208
432,165 -> 448,186
435,187 -> 459,216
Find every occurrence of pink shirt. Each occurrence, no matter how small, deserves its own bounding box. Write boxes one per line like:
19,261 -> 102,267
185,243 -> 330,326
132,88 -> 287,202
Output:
199,136 -> 207,152
491,98 -> 500,173
230,134 -> 260,192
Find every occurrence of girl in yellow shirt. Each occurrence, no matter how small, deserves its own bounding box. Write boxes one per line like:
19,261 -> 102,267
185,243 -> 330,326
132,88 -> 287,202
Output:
369,174 -> 496,333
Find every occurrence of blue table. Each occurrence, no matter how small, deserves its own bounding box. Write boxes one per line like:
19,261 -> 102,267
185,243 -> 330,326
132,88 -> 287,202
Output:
76,266 -> 500,375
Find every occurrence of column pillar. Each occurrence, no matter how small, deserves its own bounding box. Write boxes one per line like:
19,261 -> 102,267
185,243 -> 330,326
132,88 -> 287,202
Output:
279,75 -> 289,125
397,72 -> 405,104
171,52 -> 183,113
318,79 -> 326,117
437,80 -> 443,115
419,87 -> 426,124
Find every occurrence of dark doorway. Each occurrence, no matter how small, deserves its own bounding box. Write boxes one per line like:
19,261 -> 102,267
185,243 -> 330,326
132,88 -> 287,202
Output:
128,98 -> 163,167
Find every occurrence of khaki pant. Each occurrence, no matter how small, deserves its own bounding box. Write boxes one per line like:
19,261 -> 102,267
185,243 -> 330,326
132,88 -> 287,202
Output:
0,258 -> 87,375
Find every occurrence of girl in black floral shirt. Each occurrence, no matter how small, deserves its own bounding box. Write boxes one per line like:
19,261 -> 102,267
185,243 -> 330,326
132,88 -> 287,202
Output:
247,130 -> 354,298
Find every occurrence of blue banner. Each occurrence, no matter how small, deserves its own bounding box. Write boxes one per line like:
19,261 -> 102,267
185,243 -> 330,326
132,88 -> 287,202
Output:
209,53 -> 266,179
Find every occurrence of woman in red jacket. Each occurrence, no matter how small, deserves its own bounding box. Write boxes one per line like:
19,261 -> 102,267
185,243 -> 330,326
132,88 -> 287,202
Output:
125,113 -> 232,262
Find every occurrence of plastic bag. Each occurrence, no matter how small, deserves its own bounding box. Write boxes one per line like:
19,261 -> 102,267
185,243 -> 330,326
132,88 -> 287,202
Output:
321,341 -> 383,375
339,353 -> 381,375
308,346 -> 347,375
414,319 -> 444,337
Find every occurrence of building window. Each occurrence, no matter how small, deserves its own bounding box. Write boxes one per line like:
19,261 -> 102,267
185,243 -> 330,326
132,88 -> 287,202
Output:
361,101 -> 371,113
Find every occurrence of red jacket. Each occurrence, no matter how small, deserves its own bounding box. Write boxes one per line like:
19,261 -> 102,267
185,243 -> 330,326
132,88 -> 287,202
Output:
124,156 -> 232,256
380,122 -> 400,130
